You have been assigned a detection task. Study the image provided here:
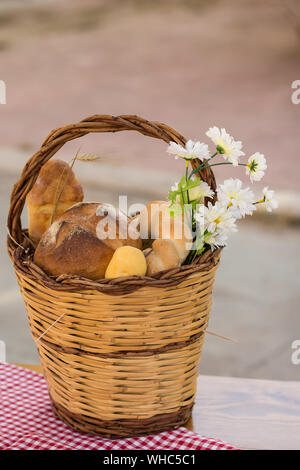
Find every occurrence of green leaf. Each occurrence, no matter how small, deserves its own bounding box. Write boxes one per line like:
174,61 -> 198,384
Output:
168,175 -> 204,206
167,189 -> 178,203
179,174 -> 187,187
183,176 -> 202,191
167,202 -> 183,217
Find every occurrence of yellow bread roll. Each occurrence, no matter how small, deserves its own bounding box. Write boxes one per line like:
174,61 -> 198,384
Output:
105,246 -> 147,279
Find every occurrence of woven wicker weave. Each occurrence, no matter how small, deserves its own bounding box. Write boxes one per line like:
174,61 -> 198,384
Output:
7,115 -> 221,437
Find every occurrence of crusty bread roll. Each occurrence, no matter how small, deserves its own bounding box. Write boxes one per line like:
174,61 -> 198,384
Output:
34,202 -> 142,280
26,159 -> 84,245
135,200 -> 169,249
138,201 -> 192,275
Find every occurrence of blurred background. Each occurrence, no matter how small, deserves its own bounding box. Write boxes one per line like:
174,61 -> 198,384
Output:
0,0 -> 299,380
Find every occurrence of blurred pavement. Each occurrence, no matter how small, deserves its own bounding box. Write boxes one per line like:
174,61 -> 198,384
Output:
0,0 -> 299,191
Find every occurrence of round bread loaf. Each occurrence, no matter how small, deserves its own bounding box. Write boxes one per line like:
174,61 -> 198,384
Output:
34,202 -> 142,280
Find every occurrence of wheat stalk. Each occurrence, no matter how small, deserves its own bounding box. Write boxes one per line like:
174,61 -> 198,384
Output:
50,148 -> 82,224
206,330 -> 237,343
76,153 -> 101,162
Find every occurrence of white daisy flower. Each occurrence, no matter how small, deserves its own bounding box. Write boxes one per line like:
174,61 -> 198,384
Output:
194,204 -> 205,224
262,187 -> 278,212
218,178 -> 256,218
167,140 -> 210,161
204,228 -> 228,250
246,152 -> 267,183
194,204 -> 204,234
189,180 -> 214,202
206,126 -> 245,166
204,201 -> 238,234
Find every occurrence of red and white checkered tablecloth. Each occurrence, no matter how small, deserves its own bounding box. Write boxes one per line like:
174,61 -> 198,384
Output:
0,363 -> 237,450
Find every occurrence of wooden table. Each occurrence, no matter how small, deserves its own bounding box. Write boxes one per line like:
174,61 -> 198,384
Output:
16,364 -> 300,450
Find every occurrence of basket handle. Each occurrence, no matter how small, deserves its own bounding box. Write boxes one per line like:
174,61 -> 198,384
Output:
7,114 -> 216,245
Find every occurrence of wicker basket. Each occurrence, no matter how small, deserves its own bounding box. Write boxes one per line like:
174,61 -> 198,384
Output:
7,115 -> 221,438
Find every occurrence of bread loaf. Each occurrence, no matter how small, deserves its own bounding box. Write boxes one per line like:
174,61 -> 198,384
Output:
34,202 -> 142,280
136,200 -> 169,249
26,159 -> 84,245
138,201 -> 193,275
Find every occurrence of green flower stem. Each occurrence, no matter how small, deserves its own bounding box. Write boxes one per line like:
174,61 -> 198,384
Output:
254,197 -> 265,205
188,152 -> 218,179
180,186 -> 186,205
196,162 -> 247,171
185,160 -> 190,204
